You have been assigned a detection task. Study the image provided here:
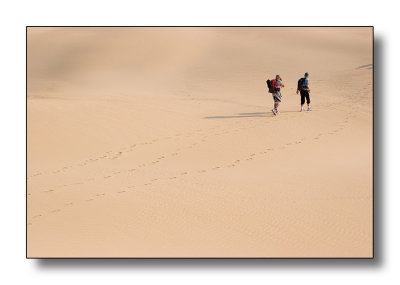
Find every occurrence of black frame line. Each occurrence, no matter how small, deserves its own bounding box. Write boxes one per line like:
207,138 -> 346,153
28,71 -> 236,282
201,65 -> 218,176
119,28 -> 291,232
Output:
26,26 -> 375,260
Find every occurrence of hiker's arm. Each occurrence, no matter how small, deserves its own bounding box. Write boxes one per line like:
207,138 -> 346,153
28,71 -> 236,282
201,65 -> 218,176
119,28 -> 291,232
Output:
306,81 -> 310,92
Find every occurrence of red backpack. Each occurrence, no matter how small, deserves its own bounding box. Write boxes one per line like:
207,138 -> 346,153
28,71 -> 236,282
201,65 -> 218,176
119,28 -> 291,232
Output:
266,79 -> 277,93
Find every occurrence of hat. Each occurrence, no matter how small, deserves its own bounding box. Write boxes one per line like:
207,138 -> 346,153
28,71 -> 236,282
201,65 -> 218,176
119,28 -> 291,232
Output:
305,72 -> 309,76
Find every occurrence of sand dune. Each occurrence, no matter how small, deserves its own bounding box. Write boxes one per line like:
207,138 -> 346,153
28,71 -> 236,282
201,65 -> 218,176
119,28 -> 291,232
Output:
27,27 -> 372,257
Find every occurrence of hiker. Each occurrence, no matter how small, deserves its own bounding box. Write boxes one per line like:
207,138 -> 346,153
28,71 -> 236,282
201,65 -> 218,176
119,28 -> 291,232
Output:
271,75 -> 285,115
297,72 -> 311,112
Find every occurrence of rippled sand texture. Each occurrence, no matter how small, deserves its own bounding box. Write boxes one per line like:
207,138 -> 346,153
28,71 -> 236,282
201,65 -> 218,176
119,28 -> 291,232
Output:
27,27 -> 373,257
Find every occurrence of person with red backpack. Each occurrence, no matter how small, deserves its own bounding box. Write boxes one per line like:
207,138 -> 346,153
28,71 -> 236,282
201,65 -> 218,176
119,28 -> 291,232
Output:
268,75 -> 285,115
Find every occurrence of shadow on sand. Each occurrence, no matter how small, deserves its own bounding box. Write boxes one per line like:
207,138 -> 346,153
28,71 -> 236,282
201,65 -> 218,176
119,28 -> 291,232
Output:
204,111 -> 301,119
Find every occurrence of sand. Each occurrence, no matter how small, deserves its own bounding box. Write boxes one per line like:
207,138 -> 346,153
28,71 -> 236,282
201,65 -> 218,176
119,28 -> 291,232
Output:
27,27 -> 373,258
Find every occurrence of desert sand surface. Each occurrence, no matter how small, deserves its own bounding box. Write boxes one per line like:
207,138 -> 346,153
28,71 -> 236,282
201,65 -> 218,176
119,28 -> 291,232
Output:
27,27 -> 373,257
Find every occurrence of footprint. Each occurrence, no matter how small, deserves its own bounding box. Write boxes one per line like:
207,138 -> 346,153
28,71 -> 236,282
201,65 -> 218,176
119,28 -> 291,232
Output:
33,214 -> 42,219
181,172 -> 188,175
85,199 -> 94,202
212,167 -> 220,170
169,177 -> 177,179
44,189 -> 54,193
117,190 -> 127,194
199,170 -> 206,173
51,209 -> 61,213
64,202 -> 73,206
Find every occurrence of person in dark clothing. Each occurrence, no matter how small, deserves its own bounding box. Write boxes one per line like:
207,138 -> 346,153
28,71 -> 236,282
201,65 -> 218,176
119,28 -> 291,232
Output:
297,72 -> 311,112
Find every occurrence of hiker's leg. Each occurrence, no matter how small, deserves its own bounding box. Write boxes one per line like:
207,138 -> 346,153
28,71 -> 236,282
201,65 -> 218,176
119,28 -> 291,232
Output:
306,92 -> 311,110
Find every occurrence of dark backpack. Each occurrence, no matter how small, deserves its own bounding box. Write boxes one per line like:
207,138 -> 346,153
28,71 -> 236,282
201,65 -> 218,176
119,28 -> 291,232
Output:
298,78 -> 306,91
266,79 -> 277,93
